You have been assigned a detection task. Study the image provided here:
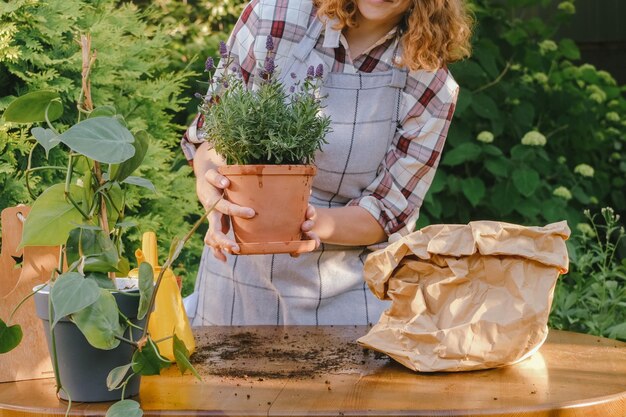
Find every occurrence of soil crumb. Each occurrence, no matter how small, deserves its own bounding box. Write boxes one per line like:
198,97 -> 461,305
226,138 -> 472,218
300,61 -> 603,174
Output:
190,326 -> 390,380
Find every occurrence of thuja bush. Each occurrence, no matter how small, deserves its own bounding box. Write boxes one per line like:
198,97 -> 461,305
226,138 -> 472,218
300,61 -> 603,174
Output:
419,0 -> 626,231
0,0 -> 203,286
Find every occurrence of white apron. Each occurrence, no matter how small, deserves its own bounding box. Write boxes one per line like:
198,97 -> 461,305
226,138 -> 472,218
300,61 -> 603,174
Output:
190,17 -> 408,325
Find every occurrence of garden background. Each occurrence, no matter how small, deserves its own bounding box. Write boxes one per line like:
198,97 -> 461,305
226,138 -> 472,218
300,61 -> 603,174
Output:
0,0 -> 624,340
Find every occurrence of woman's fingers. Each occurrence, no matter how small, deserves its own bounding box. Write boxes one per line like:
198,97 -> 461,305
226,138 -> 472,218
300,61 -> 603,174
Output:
291,205 -> 320,257
203,169 -> 255,218
204,211 -> 240,262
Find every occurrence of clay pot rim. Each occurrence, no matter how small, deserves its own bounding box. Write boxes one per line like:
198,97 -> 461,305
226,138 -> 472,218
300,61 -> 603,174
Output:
218,164 -> 317,176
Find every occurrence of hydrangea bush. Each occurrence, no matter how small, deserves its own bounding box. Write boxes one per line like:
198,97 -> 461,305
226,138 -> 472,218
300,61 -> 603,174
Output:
418,0 -> 626,234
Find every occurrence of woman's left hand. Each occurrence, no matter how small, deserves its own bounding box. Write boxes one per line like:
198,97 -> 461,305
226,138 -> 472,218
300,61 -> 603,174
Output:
291,204 -> 320,257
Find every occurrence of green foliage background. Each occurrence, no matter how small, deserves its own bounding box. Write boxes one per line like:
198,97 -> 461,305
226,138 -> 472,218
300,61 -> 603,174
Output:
0,0 -> 624,338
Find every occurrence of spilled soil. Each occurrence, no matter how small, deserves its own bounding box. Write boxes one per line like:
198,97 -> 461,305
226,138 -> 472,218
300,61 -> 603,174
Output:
190,326 -> 390,379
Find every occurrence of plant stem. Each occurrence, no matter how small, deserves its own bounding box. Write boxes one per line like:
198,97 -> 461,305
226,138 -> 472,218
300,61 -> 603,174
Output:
25,144 -> 37,200
48,291 -> 62,395
60,388 -> 72,417
114,334 -> 138,347
8,287 -> 41,324
472,61 -> 512,94
79,33 -> 114,281
64,154 -> 90,220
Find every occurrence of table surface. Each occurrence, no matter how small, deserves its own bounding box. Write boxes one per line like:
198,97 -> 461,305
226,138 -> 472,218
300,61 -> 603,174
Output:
0,327 -> 625,417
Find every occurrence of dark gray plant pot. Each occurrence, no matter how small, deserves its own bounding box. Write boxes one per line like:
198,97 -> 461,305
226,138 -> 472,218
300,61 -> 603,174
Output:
34,279 -> 145,402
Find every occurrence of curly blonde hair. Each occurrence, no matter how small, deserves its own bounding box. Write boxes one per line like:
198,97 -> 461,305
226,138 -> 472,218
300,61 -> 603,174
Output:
314,0 -> 474,71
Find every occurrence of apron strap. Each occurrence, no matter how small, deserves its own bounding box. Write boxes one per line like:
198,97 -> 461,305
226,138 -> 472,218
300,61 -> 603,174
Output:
390,68 -> 408,89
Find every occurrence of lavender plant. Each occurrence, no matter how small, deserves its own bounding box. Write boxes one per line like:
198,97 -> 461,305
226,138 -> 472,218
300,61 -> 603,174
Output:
198,36 -> 331,165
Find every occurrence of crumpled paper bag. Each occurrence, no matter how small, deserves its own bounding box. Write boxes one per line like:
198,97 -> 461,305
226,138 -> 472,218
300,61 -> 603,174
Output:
357,221 -> 570,372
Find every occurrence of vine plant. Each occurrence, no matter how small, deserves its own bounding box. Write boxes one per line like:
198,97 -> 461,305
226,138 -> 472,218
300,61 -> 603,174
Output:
0,34 -> 209,417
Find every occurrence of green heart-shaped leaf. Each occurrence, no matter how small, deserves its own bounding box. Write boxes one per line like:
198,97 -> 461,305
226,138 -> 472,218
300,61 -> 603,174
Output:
72,289 -> 123,350
4,90 -> 63,123
105,400 -> 143,417
50,272 -> 100,328
137,263 -> 154,321
57,117 -> 135,164
31,127 -> 59,157
0,319 -> 23,353
110,130 -> 149,182
173,333 -> 201,380
106,363 -> 133,391
66,228 -> 119,274
132,338 -> 171,376
122,176 -> 156,192
20,184 -> 86,248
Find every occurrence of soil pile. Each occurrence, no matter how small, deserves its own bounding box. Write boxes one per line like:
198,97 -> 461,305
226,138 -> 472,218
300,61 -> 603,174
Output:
190,326 -> 390,379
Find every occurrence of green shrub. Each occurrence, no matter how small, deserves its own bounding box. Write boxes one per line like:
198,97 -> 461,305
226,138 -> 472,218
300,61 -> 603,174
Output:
420,0 -> 626,230
0,0 -> 203,289
550,208 -> 626,340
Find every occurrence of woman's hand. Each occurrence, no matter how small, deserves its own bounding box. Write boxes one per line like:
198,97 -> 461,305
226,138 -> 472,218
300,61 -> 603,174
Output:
198,168 -> 255,262
291,204 -> 320,257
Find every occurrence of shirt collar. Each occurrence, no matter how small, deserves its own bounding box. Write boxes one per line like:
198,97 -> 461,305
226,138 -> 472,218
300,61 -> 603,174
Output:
322,17 -> 399,50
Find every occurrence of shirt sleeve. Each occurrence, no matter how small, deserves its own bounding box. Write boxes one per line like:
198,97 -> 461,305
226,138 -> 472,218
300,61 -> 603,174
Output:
347,68 -> 459,237
180,0 -> 262,162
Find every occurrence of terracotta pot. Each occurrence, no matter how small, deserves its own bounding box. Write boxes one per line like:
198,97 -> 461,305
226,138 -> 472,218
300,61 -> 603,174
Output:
217,164 -> 316,254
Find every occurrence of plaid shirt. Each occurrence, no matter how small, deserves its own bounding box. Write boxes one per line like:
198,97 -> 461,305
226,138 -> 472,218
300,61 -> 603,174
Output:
182,0 -> 459,236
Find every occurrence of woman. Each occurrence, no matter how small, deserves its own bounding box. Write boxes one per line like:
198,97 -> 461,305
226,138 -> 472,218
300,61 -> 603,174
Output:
182,0 -> 473,325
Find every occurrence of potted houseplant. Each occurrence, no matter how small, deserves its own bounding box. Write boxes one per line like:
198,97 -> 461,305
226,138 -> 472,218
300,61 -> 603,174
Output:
0,35 -> 205,416
198,37 -> 331,255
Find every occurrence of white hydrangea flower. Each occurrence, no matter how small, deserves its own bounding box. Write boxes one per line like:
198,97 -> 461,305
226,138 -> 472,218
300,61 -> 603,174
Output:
606,112 -> 620,122
539,40 -> 558,55
576,223 -> 596,238
597,70 -> 616,86
553,186 -> 572,200
557,156 -> 567,164
589,93 -> 604,104
476,131 -> 494,143
533,72 -> 549,84
587,85 -> 607,103
574,163 -> 594,177
557,1 -> 576,14
579,64 -> 596,72
521,131 -> 547,146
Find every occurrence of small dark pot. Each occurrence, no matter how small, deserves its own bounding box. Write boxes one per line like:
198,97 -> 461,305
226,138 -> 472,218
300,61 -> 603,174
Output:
34,279 -> 144,402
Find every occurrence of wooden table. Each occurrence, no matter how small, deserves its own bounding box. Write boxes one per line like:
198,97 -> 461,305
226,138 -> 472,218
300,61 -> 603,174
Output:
1,327 -> 625,417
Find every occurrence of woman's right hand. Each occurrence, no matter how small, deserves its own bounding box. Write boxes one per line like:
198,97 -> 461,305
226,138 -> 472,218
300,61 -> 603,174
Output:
197,168 -> 255,262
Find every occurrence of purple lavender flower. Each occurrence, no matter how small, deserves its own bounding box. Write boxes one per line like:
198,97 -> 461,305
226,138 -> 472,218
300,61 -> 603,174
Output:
265,35 -> 274,52
290,72 -> 297,79
306,65 -> 315,79
205,57 -> 214,72
289,85 -> 295,93
264,56 -> 275,78
315,63 -> 324,78
194,92 -> 204,99
219,41 -> 228,58
222,80 -> 229,88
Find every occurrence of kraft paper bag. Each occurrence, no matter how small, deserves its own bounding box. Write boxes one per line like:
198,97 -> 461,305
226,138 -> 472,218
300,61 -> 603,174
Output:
357,221 -> 570,372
